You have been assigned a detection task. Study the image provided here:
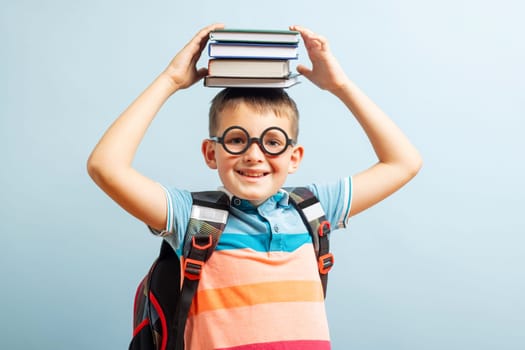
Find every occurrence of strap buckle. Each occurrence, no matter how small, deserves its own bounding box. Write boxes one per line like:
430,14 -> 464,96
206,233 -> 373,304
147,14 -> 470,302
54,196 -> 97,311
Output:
318,220 -> 331,237
183,258 -> 205,280
183,236 -> 213,280
190,235 -> 213,250
318,253 -> 334,274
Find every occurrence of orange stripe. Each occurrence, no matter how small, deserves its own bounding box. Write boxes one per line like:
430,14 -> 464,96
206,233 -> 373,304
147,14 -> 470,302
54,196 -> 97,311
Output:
191,280 -> 323,314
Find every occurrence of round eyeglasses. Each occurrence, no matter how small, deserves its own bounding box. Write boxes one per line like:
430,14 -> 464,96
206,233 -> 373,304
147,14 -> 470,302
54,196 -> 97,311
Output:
210,126 -> 296,156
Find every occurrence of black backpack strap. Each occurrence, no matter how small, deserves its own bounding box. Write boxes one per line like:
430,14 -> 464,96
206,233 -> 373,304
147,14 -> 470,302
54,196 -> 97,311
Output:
171,191 -> 230,350
287,187 -> 334,298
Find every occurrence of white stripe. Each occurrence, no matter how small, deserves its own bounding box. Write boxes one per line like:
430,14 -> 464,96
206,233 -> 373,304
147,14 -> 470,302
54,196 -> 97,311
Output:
301,202 -> 325,221
191,206 -> 229,224
166,187 -> 173,232
339,177 -> 352,228
158,184 -> 173,236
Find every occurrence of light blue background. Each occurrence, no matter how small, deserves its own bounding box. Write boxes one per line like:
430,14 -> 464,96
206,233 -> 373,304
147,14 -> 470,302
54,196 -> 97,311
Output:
2,0 -> 524,349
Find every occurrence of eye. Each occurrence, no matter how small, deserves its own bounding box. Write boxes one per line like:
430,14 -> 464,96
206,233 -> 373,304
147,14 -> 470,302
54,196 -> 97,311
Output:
263,129 -> 287,149
265,138 -> 283,147
224,130 -> 248,146
229,137 -> 246,145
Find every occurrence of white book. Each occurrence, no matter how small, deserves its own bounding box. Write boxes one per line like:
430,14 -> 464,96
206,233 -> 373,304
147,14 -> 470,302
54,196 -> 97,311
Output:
204,74 -> 301,89
208,59 -> 291,78
209,29 -> 299,44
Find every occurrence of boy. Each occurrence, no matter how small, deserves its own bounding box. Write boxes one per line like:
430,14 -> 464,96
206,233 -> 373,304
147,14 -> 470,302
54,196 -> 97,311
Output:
88,23 -> 422,349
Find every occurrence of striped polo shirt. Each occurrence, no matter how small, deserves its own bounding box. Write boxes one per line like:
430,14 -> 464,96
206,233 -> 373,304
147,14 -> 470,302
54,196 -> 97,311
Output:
156,177 -> 352,350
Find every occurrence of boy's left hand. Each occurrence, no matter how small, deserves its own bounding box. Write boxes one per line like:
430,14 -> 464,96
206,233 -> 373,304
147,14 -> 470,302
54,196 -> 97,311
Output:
290,25 -> 349,93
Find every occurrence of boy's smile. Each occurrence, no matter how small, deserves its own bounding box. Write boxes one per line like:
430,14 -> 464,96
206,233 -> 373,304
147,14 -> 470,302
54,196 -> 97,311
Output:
202,102 -> 304,206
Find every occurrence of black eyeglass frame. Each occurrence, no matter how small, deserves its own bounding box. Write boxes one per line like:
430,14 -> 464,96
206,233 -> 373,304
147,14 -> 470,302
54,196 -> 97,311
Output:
210,126 -> 296,156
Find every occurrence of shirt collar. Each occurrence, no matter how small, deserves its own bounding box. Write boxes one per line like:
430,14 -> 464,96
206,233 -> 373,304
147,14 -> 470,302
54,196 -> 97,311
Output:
217,187 -> 291,210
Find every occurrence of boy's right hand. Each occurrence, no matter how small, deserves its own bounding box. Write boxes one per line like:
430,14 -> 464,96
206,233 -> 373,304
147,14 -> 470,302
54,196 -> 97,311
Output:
162,23 -> 225,91
88,23 -> 222,233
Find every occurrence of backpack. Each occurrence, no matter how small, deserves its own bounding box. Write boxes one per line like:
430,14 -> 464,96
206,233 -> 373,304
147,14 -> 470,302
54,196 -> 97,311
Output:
128,187 -> 334,350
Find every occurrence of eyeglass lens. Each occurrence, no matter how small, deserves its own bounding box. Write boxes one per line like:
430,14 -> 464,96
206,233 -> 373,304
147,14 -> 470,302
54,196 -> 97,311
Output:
220,126 -> 291,155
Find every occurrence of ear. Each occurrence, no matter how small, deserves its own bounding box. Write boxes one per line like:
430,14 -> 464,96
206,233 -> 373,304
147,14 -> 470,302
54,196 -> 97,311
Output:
288,144 -> 304,174
201,139 -> 218,169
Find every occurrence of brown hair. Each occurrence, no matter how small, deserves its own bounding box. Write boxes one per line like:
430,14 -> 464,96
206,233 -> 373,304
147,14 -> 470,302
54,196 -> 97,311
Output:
208,88 -> 299,140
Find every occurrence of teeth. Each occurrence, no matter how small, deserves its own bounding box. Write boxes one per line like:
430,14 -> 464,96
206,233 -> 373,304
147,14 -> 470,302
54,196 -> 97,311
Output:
238,170 -> 266,177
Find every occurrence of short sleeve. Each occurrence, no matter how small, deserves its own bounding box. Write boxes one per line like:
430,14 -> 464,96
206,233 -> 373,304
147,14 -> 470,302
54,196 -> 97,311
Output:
147,185 -> 193,251
148,184 -> 174,237
308,176 -> 353,230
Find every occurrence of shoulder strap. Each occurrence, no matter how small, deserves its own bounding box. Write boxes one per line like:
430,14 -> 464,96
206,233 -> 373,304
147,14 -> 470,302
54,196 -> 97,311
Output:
172,191 -> 230,350
286,187 -> 334,298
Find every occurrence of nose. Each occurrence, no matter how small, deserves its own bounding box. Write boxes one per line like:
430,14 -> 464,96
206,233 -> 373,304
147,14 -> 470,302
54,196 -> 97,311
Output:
243,139 -> 265,161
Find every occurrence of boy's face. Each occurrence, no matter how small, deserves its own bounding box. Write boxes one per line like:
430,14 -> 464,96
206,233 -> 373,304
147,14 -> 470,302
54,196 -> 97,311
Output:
202,102 -> 304,206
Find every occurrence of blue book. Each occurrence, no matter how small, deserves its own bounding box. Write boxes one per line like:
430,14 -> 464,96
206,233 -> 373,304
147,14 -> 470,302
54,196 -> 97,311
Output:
208,42 -> 299,59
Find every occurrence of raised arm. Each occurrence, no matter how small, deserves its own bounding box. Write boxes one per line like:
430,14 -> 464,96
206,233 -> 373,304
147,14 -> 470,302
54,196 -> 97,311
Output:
290,25 -> 422,217
87,23 -> 224,231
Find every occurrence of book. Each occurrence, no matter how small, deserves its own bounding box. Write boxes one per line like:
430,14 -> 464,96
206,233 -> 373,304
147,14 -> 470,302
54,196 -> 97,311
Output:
208,59 -> 291,78
203,74 -> 301,88
208,42 -> 298,59
209,29 -> 299,44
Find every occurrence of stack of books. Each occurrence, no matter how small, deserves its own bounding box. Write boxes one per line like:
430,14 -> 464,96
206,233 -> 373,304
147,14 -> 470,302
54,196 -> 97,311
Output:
203,29 -> 301,88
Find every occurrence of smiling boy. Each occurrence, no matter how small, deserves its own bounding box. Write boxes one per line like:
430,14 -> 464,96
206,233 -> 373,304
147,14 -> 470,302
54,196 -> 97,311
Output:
88,23 -> 422,349
204,88 -> 303,205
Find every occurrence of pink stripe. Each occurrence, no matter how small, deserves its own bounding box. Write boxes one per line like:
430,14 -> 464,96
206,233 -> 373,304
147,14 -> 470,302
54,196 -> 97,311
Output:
198,244 -> 319,290
185,302 -> 329,349
217,340 -> 331,350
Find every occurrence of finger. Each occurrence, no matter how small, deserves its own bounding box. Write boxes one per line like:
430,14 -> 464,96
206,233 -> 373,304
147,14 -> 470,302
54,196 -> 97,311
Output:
291,25 -> 329,50
295,64 -> 312,77
187,23 -> 225,53
195,23 -> 225,41
196,67 -> 208,80
290,24 -> 310,33
290,25 -> 316,40
176,24 -> 222,69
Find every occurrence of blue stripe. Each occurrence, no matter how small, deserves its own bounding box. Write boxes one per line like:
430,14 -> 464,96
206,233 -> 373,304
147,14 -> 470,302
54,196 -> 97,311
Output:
217,232 -> 312,252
